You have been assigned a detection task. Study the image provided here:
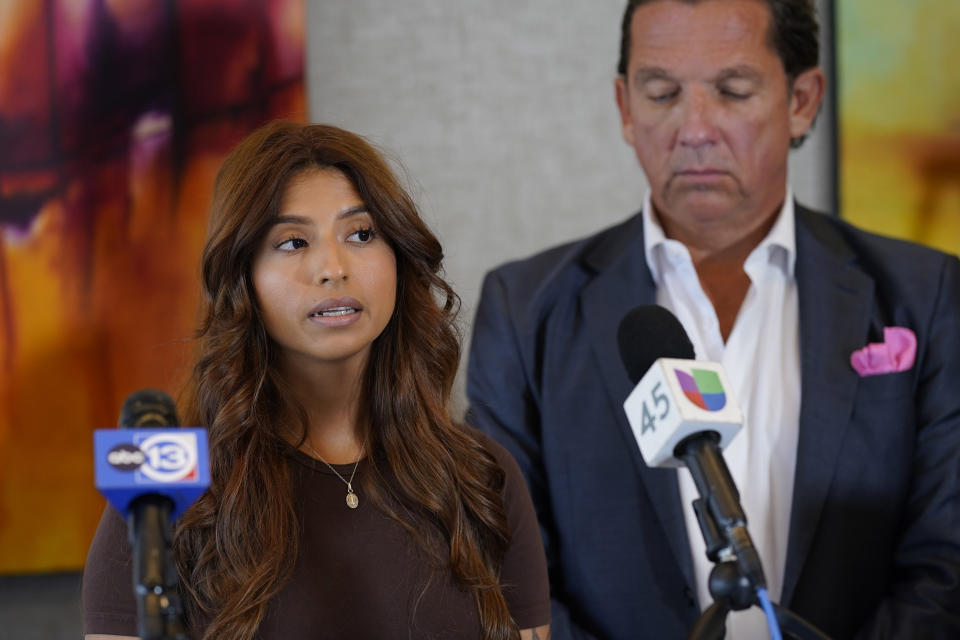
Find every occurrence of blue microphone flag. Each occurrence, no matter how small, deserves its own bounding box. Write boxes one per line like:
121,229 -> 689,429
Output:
94,428 -> 210,520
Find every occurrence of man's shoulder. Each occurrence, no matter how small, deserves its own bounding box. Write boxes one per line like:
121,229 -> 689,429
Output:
484,211 -> 644,302
796,205 -> 958,275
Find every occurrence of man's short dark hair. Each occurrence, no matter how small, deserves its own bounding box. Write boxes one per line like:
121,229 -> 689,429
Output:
617,0 -> 820,82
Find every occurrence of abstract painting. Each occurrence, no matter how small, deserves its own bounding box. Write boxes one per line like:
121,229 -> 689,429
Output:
0,0 -> 305,573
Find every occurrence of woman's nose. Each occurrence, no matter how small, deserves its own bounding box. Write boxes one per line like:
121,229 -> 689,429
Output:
313,240 -> 347,285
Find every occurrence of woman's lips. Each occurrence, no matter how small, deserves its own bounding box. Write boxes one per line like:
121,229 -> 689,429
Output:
308,298 -> 363,327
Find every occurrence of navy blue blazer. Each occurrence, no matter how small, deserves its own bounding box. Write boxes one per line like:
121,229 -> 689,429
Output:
466,205 -> 960,639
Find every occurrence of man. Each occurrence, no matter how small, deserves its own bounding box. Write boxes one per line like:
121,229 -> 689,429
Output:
466,1 -> 960,638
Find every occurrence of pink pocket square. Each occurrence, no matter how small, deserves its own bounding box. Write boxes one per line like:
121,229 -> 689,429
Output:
850,327 -> 916,376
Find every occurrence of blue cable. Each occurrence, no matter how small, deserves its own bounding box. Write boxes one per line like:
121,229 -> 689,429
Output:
756,587 -> 783,640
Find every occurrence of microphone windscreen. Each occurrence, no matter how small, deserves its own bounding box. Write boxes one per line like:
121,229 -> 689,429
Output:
118,389 -> 180,429
617,305 -> 695,384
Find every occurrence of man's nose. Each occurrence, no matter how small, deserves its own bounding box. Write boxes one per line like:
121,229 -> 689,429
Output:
676,89 -> 719,149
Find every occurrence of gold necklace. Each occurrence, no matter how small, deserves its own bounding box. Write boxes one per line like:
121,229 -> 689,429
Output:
303,433 -> 367,509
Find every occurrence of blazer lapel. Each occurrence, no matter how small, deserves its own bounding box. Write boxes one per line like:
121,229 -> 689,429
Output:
578,213 -> 696,591
782,207 -> 875,605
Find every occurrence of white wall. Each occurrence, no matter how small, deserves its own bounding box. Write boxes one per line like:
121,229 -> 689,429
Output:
307,0 -> 836,414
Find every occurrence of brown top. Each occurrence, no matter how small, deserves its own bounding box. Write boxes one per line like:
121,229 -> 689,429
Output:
82,432 -> 550,638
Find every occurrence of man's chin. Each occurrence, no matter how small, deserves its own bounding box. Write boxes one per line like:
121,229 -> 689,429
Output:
662,187 -> 741,220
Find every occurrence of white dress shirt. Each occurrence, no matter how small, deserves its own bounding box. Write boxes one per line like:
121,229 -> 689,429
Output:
642,189 -> 802,639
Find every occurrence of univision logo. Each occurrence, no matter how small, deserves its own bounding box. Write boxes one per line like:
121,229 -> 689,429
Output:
674,368 -> 726,411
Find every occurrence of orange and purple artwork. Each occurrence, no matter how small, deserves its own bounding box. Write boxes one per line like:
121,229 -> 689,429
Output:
838,1 -> 960,253
0,0 -> 305,573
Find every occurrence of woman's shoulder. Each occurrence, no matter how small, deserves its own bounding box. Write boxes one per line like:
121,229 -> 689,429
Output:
457,425 -> 530,512
460,428 -> 551,627
459,425 -> 521,477
82,505 -> 138,636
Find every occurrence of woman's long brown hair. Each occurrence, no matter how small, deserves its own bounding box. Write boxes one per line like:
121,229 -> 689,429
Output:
174,121 -> 517,640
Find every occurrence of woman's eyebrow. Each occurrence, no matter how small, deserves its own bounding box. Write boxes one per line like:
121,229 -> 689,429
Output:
271,214 -> 312,226
271,205 -> 369,227
336,205 -> 369,220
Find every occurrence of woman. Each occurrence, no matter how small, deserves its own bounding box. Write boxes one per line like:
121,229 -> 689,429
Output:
82,121 -> 550,640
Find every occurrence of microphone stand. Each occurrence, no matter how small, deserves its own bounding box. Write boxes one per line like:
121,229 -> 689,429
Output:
129,498 -> 193,640
685,559 -> 832,640
677,433 -> 832,640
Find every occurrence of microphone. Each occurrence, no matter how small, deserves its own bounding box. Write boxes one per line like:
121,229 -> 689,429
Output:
93,389 -> 209,640
617,306 -> 767,592
118,389 -> 181,429
95,389 -> 209,521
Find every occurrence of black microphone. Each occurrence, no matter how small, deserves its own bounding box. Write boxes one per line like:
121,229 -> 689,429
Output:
117,389 -> 190,640
119,389 -> 181,429
618,304 -> 696,377
617,305 -> 767,593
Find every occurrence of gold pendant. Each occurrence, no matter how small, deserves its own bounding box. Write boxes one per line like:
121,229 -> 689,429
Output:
346,486 -> 359,509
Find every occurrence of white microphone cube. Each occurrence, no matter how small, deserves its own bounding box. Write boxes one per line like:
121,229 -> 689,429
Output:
623,358 -> 742,468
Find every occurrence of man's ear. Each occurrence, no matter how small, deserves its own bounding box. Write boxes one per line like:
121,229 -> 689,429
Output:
615,76 -> 636,147
788,66 -> 826,139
